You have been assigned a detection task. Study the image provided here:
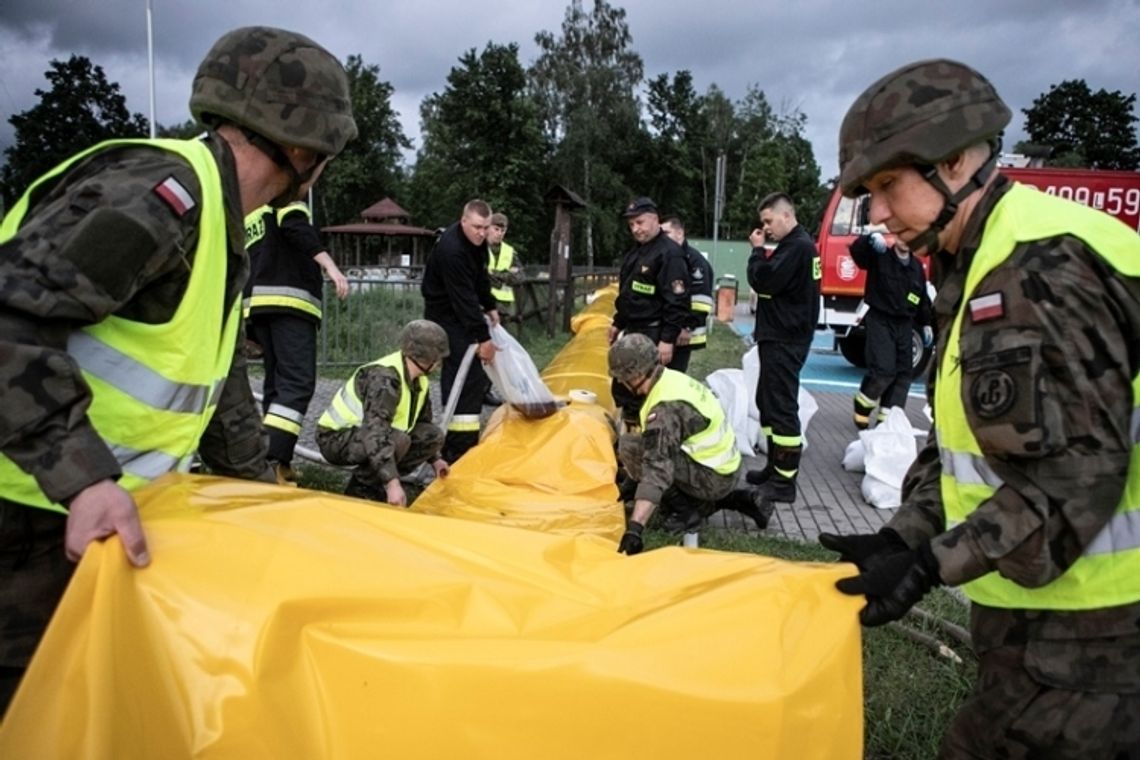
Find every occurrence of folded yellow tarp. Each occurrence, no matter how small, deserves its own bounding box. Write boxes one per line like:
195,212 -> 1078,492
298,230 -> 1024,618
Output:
0,475 -> 863,759
412,284 -> 625,540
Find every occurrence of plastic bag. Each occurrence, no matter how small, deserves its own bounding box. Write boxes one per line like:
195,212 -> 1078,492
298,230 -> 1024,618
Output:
841,440 -> 865,473
859,408 -> 918,509
483,323 -> 559,419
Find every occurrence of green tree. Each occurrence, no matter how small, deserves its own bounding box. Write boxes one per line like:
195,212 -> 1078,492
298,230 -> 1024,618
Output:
531,0 -> 645,268
1020,79 -> 1139,170
1,55 -> 148,205
315,55 -> 411,226
643,71 -> 708,235
157,119 -> 205,140
408,43 -> 548,260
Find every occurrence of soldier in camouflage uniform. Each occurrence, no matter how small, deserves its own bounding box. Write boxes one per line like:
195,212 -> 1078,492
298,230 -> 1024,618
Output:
317,320 -> 451,506
819,59 -> 1140,757
609,334 -> 771,555
0,26 -> 356,715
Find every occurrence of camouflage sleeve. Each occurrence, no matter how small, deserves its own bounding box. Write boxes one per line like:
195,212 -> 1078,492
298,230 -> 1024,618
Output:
356,365 -> 404,483
633,401 -> 708,505
0,146 -> 203,503
929,237 -> 1140,588
412,387 -> 443,461
198,325 -> 271,480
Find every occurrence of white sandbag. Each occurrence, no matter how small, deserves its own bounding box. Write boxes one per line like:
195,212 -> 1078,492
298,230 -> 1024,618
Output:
859,407 -> 918,509
707,369 -> 762,457
841,440 -> 865,473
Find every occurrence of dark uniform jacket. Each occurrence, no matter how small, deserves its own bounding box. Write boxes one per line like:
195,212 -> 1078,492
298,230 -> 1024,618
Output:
682,241 -> 714,334
0,136 -> 265,504
245,204 -> 326,322
613,230 -> 690,344
849,236 -> 932,324
889,175 -> 1140,683
747,224 -> 820,344
421,223 -> 497,344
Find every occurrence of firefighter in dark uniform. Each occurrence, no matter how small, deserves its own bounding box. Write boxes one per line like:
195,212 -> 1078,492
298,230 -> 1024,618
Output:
820,58 -> 1140,757
317,320 -> 451,506
849,231 -> 932,429
745,192 -> 821,505
421,199 -> 500,463
662,215 -> 715,368
244,200 -> 349,483
608,334 -> 771,554
0,26 -> 356,715
608,197 -> 691,425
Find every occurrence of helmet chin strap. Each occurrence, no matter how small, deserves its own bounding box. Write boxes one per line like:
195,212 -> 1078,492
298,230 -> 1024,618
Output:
241,128 -> 325,208
908,140 -> 1001,255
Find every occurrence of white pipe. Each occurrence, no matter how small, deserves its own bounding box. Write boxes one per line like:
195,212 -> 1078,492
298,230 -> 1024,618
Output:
146,0 -> 156,139
438,344 -> 479,433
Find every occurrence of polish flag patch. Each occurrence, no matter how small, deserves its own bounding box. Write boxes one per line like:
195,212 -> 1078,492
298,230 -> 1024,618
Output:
968,292 -> 1005,323
153,176 -> 196,217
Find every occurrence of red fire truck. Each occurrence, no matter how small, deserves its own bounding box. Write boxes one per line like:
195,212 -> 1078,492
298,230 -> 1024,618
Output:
816,162 -> 1140,371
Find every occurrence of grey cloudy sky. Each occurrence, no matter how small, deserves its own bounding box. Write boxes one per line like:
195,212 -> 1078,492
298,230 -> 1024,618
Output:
1,0 -> 1138,180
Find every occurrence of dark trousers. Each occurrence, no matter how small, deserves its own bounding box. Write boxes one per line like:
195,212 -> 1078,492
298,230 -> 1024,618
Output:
438,319 -> 490,463
0,502 -> 73,717
250,312 -> 318,463
861,311 -> 914,409
755,340 -> 810,439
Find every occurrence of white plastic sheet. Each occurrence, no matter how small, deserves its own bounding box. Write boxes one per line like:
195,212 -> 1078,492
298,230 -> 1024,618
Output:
859,407 -> 921,509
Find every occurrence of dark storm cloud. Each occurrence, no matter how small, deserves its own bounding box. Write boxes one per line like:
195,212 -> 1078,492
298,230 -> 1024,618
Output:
1,0 -> 1137,177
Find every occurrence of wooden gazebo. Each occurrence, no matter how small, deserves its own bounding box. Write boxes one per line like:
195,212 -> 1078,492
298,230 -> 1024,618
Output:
322,197 -> 437,275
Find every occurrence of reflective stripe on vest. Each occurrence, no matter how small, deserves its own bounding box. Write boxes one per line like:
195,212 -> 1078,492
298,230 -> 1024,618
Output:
691,294 -> 714,314
937,182 -> 1140,610
639,368 -> 741,475
318,352 -> 427,433
0,137 -> 238,513
488,241 -> 516,303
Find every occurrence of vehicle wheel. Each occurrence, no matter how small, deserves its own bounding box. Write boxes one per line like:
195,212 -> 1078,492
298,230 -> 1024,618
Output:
911,328 -> 933,377
838,334 -> 867,368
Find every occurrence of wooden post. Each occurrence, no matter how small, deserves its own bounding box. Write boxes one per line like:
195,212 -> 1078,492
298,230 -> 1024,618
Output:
544,185 -> 587,337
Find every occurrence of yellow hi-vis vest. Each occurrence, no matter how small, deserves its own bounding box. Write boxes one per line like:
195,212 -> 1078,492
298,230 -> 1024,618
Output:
319,352 -> 427,433
488,241 -> 516,303
244,201 -> 323,320
937,182 -> 1140,610
640,368 -> 741,475
0,138 -> 239,514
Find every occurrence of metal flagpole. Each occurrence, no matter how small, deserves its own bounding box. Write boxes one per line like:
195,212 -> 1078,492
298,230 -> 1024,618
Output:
146,0 -> 156,138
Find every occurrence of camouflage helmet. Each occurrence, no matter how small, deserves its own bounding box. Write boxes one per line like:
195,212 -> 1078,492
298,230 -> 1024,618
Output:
608,333 -> 659,384
400,320 -> 450,366
838,59 -> 1011,197
190,26 -> 358,157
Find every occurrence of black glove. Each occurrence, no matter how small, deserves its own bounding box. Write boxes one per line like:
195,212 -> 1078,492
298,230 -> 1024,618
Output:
818,528 -> 908,569
834,542 -> 941,627
618,521 -> 645,555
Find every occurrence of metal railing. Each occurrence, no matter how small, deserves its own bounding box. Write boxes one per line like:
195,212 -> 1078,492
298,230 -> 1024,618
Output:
296,270 -> 620,368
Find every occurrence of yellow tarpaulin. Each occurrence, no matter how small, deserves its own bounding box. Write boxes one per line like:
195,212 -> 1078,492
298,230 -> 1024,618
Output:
0,475 -> 863,758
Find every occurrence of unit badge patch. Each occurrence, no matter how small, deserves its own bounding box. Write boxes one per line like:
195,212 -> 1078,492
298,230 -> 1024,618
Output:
971,368 -> 1016,418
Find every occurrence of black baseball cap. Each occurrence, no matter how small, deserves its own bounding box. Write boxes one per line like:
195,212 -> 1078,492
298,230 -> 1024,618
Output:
622,196 -> 658,218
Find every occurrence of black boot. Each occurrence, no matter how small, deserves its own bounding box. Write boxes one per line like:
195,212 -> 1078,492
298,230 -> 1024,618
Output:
720,487 -> 773,530
659,488 -> 702,535
344,474 -> 385,502
745,436 -> 774,485
758,443 -> 802,504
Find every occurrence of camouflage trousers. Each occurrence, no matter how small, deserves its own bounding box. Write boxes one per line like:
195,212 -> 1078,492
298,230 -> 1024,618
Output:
0,501 -> 74,717
317,422 -> 444,491
940,641 -> 1140,758
618,433 -> 737,515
